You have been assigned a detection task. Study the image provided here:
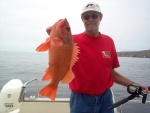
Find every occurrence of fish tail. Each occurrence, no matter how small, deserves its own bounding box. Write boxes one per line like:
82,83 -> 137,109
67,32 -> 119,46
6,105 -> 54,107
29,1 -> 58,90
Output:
39,83 -> 57,101
42,67 -> 52,81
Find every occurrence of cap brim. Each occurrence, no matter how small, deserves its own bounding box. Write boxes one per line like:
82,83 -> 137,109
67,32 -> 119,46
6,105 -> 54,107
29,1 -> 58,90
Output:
81,8 -> 100,15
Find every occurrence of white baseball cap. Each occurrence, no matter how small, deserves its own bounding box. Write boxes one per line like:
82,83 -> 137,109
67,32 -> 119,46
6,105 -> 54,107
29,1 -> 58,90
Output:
81,2 -> 101,15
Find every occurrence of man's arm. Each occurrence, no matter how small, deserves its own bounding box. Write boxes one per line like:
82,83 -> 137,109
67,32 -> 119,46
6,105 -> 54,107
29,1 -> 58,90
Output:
112,69 -> 149,93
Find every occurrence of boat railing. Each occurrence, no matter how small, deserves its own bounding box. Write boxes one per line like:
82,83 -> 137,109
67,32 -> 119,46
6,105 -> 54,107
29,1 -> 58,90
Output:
17,78 -> 149,113
18,78 -> 39,102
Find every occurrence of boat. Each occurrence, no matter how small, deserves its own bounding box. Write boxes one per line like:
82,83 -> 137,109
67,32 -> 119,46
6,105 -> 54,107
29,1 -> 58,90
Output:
0,78 -> 149,113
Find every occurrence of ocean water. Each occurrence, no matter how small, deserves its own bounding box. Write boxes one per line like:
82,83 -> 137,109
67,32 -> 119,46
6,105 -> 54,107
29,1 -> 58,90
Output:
0,51 -> 150,113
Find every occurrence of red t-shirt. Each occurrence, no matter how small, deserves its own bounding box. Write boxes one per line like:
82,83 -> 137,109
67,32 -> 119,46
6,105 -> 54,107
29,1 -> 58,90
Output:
69,32 -> 120,95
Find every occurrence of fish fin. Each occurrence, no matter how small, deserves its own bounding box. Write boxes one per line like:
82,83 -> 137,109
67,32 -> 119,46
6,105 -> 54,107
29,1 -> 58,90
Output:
36,38 -> 50,52
51,37 -> 63,46
42,67 -> 52,81
61,43 -> 79,84
39,83 -> 57,101
61,69 -> 74,84
70,43 -> 80,67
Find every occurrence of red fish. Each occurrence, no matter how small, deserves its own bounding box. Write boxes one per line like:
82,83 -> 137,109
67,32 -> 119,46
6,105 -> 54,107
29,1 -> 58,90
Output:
36,18 -> 79,100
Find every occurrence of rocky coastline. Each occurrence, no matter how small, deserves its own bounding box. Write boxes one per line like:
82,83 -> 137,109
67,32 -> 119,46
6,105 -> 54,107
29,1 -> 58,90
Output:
117,49 -> 150,58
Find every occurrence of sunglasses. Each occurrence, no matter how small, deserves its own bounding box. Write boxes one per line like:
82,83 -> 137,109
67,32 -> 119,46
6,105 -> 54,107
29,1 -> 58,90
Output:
82,14 -> 99,20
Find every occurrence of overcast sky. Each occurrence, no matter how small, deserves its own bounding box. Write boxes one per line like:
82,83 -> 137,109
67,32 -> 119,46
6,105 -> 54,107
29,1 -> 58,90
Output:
0,0 -> 150,52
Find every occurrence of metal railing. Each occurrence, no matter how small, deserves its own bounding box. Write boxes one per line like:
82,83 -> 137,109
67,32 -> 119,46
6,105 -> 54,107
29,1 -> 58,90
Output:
18,78 -> 39,102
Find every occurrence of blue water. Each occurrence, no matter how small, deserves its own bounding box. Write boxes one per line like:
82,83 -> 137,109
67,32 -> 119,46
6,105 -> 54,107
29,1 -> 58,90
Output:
0,51 -> 150,113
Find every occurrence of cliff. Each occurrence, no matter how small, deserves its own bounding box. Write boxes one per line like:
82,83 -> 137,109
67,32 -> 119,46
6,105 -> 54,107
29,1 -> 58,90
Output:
117,50 -> 150,58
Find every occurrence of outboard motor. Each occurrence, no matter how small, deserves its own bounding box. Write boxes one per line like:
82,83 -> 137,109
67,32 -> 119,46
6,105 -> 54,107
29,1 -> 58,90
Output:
0,79 -> 23,113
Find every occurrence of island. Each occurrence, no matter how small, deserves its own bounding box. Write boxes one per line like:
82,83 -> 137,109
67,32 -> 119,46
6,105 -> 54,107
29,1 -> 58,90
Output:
117,49 -> 150,58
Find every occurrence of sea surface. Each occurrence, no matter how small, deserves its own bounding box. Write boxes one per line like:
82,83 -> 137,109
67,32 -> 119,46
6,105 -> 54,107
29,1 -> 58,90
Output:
0,51 -> 150,113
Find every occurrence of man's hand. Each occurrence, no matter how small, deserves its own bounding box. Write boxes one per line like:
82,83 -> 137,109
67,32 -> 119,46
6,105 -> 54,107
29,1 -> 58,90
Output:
46,26 -> 52,35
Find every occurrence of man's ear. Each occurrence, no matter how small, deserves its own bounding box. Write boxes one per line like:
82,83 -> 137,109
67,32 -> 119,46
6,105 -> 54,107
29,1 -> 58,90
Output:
99,13 -> 103,21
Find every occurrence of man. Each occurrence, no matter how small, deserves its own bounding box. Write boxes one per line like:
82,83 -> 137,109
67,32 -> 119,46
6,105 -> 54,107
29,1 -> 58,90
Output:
46,2 -> 149,113
68,2 -> 149,113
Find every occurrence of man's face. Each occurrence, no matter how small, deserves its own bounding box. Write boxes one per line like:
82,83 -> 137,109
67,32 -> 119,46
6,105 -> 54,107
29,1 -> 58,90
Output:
81,11 -> 102,32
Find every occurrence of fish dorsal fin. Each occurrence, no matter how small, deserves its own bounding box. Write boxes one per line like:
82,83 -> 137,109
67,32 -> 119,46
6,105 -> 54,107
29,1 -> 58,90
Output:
70,43 -> 80,67
36,38 -> 50,52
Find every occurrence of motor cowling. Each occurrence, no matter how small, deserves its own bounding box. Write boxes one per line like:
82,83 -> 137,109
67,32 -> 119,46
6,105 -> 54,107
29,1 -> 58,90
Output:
0,79 -> 23,113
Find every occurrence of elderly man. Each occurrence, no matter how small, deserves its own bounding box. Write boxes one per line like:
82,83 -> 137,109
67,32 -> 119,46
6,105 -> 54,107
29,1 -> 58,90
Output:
68,2 -> 149,113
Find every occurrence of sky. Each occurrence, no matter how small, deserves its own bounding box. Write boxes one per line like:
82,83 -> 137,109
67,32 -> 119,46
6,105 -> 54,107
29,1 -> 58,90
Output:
0,0 -> 150,52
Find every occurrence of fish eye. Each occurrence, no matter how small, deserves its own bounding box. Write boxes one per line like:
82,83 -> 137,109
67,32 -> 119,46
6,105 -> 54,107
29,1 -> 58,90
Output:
66,26 -> 70,31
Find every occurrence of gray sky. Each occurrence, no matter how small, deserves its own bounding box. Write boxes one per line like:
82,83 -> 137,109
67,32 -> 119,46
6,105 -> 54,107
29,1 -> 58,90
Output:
0,0 -> 150,52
